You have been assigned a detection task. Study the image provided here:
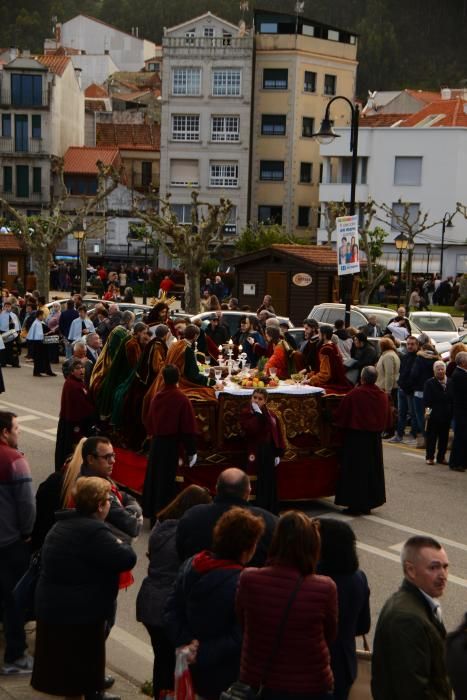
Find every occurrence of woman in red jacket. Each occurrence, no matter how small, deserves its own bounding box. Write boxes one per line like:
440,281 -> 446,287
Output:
236,512 -> 337,700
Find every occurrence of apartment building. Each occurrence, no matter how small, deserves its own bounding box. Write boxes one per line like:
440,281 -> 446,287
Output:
251,10 -> 358,238
0,54 -> 84,216
159,12 -> 253,247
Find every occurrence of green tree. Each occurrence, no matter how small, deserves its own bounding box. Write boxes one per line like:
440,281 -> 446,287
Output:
234,221 -> 304,253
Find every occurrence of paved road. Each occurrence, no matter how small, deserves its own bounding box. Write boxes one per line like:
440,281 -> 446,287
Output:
3,360 -> 467,684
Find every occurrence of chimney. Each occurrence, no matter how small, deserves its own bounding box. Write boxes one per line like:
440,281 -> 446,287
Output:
22,49 -> 31,57
74,67 -> 82,89
441,87 -> 452,100
55,22 -> 62,43
135,26 -> 139,38
131,27 -> 134,36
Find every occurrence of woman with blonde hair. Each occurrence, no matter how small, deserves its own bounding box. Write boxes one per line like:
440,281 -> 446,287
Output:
236,512 -> 337,700
375,337 -> 400,396
32,476 -> 137,700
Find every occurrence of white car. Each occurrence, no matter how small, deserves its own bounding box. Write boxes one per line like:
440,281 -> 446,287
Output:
408,312 -> 462,344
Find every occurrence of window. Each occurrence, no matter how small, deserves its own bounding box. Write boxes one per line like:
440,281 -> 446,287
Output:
302,117 -> 314,137
14,115 -> 28,152
260,22 -> 278,32
258,206 -> 282,224
11,74 -> 43,106
361,157 -> 368,184
185,29 -> 195,45
171,203 -> 192,224
300,162 -> 312,183
32,167 -> 41,193
319,163 -> 323,183
324,74 -> 336,95
304,71 -> 316,93
391,202 -> 420,231
261,114 -> 286,136
64,175 -> 97,195
211,116 -> 239,142
16,165 -> 29,197
204,27 -> 214,37
170,160 -> 199,187
394,156 -> 422,186
327,29 -> 340,41
147,62 -> 160,72
171,114 -> 200,141
263,69 -> 288,89
141,161 -> 152,187
212,69 -> 241,96
1,114 -> 11,138
172,68 -> 201,96
298,206 -> 311,227
210,162 -> 238,187
31,115 -> 41,139
224,205 -> 237,234
260,160 -> 284,181
3,166 -> 12,192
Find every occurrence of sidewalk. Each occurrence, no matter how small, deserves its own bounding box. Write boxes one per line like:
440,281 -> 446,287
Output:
0,627 -> 144,699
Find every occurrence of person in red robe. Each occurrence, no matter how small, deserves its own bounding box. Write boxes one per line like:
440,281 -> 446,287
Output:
240,388 -> 286,514
54,359 -> 96,471
334,365 -> 392,515
142,364 -> 198,522
304,325 -> 352,394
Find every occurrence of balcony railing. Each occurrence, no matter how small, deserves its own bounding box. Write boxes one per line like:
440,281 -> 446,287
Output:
0,137 -> 46,154
163,36 -> 253,51
0,89 -> 49,107
0,190 -> 48,203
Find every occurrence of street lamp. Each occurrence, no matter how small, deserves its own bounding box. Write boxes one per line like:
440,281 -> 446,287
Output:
394,232 -> 408,306
425,243 -> 432,275
440,212 -> 453,280
313,96 -> 360,327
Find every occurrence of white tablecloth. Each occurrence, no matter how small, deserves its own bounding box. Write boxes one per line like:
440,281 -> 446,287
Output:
217,384 -> 324,397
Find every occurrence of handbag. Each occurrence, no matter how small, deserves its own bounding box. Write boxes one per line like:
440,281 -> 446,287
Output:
349,635 -> 372,700
43,335 -> 60,345
12,549 -> 41,622
220,575 -> 304,700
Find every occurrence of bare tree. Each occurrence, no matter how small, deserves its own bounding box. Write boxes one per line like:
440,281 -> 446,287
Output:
374,200 -> 447,306
135,190 -> 232,313
322,201 -> 348,245
358,199 -> 388,303
0,159 -> 120,297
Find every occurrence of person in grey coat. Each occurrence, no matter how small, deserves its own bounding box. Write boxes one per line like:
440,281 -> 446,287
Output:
136,485 -> 212,699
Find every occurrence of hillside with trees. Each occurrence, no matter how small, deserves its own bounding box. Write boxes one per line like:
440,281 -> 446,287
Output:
2,0 -> 467,97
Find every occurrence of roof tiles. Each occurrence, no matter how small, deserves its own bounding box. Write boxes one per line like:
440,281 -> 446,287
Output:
64,146 -> 121,174
96,123 -> 160,150
35,54 -> 70,76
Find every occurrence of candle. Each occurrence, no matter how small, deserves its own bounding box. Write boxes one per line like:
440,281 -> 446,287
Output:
218,345 -> 223,353
238,344 -> 243,352
229,338 -> 233,346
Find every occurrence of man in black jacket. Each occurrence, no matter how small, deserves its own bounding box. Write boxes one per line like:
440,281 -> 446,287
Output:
448,352 -> 467,471
176,468 -> 277,567
350,333 -> 378,378
388,335 -> 419,445
423,361 -> 452,465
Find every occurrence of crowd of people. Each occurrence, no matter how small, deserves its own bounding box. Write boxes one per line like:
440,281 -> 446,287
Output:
0,273 -> 466,700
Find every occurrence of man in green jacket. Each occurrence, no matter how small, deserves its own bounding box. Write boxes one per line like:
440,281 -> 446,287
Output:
371,535 -> 450,700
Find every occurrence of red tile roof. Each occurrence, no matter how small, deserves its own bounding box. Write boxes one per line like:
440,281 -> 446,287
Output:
85,99 -> 109,112
0,234 -> 23,251
271,245 -> 338,266
360,113 -> 409,127
96,123 -> 160,150
85,83 -> 109,98
400,98 -> 467,127
35,54 -> 70,76
405,89 -> 441,104
64,146 -> 121,174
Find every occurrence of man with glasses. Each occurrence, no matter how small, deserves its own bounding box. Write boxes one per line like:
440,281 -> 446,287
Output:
80,436 -> 142,700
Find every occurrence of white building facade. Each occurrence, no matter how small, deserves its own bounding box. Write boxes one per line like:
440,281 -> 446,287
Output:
317,126 -> 467,278
159,12 -> 254,257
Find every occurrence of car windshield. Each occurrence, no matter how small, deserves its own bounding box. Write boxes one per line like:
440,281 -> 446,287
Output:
414,315 -> 456,332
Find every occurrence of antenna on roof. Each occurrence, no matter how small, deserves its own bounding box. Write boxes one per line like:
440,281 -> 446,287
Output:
240,1 -> 249,16
295,0 -> 305,34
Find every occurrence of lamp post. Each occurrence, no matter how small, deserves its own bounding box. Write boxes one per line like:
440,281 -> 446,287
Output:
313,96 -> 360,327
440,212 -> 453,280
425,243 -> 432,275
142,236 -> 149,304
394,232 -> 408,306
73,226 -> 86,295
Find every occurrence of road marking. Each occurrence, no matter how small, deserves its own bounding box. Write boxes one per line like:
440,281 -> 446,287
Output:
0,399 -> 58,421
402,451 -> 425,460
109,625 -> 154,663
17,424 -> 56,442
363,514 -> 467,553
16,415 -> 40,423
357,541 -> 467,589
44,427 -> 57,435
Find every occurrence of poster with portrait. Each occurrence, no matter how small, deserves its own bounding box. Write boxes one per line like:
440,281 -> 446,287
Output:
336,215 -> 360,276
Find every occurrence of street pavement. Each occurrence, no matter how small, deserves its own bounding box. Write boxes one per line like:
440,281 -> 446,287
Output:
1,357 -> 467,689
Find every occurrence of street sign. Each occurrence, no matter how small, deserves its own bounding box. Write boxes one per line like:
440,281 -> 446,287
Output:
336,215 -> 360,276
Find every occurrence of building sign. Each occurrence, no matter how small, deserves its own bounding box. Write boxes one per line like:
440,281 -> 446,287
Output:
243,283 -> 256,295
292,272 -> 312,287
7,261 -> 18,276
336,215 -> 360,276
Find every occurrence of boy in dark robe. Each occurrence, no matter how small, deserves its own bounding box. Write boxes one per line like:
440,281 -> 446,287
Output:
142,365 -> 197,522
240,388 -> 285,514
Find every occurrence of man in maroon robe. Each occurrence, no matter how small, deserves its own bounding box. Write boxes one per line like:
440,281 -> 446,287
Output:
334,365 -> 392,515
142,364 -> 198,522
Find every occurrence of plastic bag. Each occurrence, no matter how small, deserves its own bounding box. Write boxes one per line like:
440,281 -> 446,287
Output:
175,647 -> 195,700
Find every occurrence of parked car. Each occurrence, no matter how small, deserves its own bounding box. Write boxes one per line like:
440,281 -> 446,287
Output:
190,310 -> 293,338
409,311 -> 462,344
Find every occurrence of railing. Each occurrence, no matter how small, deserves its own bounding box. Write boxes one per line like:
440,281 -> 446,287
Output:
0,89 -> 49,107
0,137 -> 46,154
163,36 -> 253,50
0,190 -> 48,202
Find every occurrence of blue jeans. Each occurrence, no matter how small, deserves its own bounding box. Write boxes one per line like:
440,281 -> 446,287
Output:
396,389 -> 417,438
0,539 -> 30,662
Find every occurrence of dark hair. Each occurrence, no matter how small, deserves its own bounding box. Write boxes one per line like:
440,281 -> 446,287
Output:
303,318 -> 319,328
157,485 -> 212,522
401,535 -> 442,567
147,302 -> 169,324
78,305 -> 87,313
268,511 -> 321,575
216,469 -> 250,499
355,331 -> 367,343
66,299 -> 75,310
317,518 -> 359,574
320,325 -> 334,341
162,364 -> 179,385
334,319 -> 345,330
69,359 -> 84,373
252,388 -> 268,400
38,295 -> 46,305
133,322 -> 148,334
0,411 -> 16,433
212,506 -> 265,561
82,436 -> 111,465
184,324 -> 200,341
266,326 -> 281,344
239,315 -> 251,325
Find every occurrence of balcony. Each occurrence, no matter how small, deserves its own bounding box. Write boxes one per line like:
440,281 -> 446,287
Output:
0,190 -> 49,204
0,88 -> 49,108
0,137 -> 47,154
163,35 -> 253,57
